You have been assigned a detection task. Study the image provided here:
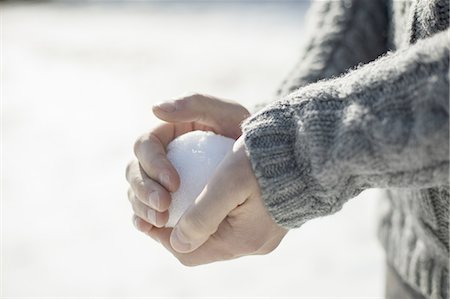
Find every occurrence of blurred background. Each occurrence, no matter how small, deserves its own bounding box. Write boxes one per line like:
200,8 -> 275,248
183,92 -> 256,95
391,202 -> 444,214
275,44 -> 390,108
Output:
2,0 -> 386,297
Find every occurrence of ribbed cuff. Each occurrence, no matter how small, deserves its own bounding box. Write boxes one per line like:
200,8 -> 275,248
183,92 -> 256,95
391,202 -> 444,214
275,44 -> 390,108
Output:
242,99 -> 334,229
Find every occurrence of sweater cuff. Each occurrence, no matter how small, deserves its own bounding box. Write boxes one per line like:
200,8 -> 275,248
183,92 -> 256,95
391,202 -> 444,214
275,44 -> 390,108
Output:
242,99 -> 334,229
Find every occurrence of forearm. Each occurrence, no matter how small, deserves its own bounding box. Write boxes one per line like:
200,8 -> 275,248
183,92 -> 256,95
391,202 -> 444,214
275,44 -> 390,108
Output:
243,29 -> 449,228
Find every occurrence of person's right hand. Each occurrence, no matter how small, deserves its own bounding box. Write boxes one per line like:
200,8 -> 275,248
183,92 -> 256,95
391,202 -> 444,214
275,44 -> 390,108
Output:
125,93 -> 250,230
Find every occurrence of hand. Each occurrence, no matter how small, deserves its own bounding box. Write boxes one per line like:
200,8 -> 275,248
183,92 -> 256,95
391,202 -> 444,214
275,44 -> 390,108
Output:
136,137 -> 288,266
126,93 -> 249,228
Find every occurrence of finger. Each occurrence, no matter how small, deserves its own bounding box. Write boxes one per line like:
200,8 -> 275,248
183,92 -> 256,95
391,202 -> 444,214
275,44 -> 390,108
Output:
170,148 -> 250,253
153,94 -> 250,139
133,125 -> 182,192
132,214 -> 154,234
126,160 -> 171,212
146,225 -> 172,244
135,216 -> 241,266
151,221 -> 238,266
128,189 -> 169,227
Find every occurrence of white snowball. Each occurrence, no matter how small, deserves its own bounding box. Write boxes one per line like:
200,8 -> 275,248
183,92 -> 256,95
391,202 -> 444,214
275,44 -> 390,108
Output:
165,131 -> 235,227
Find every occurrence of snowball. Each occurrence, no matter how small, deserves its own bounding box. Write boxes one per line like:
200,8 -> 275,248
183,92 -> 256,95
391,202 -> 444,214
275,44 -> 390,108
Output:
165,130 -> 235,227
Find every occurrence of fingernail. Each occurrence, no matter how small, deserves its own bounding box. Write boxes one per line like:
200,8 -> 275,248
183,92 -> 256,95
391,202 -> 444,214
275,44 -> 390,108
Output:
147,209 -> 157,225
149,191 -> 160,210
159,173 -> 171,189
155,101 -> 176,113
133,216 -> 140,230
171,227 -> 191,252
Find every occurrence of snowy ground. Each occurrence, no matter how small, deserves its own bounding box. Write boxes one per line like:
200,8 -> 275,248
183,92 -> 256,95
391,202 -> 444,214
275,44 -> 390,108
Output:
2,1 -> 385,297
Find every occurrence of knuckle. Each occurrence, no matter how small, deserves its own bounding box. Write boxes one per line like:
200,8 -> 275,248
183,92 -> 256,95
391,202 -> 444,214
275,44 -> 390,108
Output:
131,201 -> 143,216
125,161 -> 133,181
133,134 -> 147,157
177,257 -> 198,267
255,243 -> 277,255
240,238 -> 264,254
125,161 -> 132,174
248,241 -> 262,253
131,175 -> 146,191
173,98 -> 189,110
125,160 -> 140,181
127,188 -> 134,201
180,215 -> 214,238
130,203 -> 139,215
180,92 -> 207,106
219,250 -> 235,261
242,243 -> 258,254
184,91 -> 202,99
128,194 -> 137,205
134,132 -> 159,158
130,197 -> 137,206
257,247 -> 273,255
177,93 -> 211,122
147,133 -> 160,145
149,152 -> 166,168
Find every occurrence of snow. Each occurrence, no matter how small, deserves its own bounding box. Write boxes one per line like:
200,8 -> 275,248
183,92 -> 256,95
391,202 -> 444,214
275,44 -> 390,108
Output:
166,131 -> 234,227
2,1 -> 385,297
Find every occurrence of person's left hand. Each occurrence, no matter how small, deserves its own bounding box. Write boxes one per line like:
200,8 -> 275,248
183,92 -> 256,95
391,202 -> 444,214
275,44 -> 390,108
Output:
134,136 -> 288,266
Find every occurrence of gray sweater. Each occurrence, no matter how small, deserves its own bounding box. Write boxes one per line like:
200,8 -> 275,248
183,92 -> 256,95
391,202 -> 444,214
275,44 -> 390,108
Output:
242,1 -> 449,298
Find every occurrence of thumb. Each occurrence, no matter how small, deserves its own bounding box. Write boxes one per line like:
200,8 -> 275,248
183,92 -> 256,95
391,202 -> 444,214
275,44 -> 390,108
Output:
152,93 -> 249,139
169,150 -> 248,253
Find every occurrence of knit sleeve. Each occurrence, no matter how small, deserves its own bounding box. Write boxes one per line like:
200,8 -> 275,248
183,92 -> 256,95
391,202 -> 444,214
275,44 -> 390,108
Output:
242,29 -> 449,229
276,0 -> 389,97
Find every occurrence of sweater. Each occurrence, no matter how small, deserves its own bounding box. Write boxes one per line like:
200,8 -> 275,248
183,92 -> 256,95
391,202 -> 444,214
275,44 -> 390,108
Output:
242,1 -> 449,298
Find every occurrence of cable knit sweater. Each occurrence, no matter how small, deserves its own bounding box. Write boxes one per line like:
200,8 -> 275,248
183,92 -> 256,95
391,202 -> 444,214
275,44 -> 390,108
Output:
242,1 -> 449,298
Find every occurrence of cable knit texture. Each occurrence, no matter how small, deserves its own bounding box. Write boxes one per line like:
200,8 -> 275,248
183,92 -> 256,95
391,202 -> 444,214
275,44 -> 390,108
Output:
242,0 -> 449,298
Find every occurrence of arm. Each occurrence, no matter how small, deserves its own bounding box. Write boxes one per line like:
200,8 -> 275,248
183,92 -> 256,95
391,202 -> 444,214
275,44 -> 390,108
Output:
277,0 -> 389,97
243,29 -> 449,228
